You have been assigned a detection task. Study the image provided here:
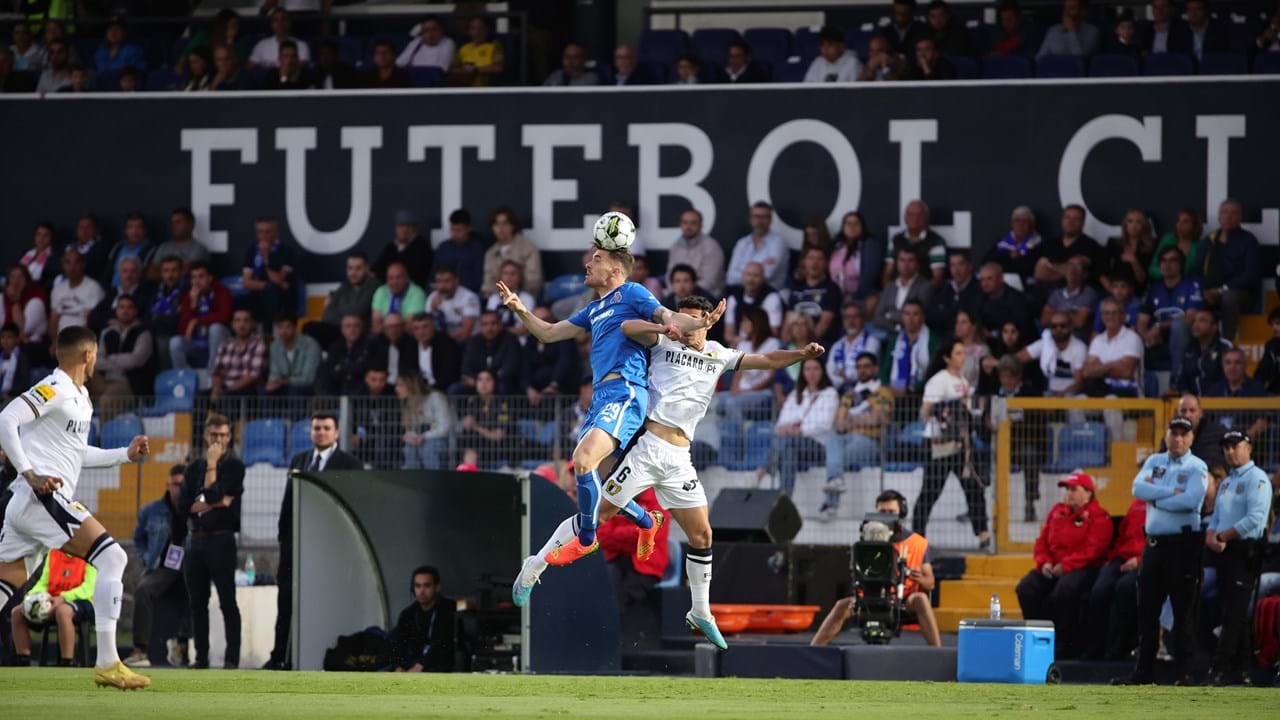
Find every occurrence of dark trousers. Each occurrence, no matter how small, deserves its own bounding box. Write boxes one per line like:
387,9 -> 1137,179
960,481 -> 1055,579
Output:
914,453 -> 988,537
1135,534 -> 1202,678
270,540 -> 293,665
1086,557 -> 1141,659
133,567 -> 187,652
1016,566 -> 1098,658
1212,540 -> 1263,674
184,532 -> 241,666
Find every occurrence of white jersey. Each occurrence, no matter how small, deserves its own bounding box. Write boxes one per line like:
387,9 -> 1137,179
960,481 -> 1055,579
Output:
647,336 -> 743,440
13,369 -> 95,496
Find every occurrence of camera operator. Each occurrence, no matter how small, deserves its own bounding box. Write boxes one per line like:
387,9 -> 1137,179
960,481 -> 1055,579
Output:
811,490 -> 941,647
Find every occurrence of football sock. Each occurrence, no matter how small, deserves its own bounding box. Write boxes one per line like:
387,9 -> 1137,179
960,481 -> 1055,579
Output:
0,579 -> 15,614
686,545 -> 713,618
531,516 -> 579,576
87,537 -> 127,668
576,470 -> 601,545
619,500 -> 654,529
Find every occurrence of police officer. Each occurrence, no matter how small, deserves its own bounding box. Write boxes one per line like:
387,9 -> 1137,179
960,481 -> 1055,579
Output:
1114,416 -> 1208,686
1204,430 -> 1272,686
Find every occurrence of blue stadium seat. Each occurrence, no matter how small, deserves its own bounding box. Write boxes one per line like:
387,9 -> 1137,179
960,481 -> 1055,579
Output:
101,415 -> 142,450
1050,422 -> 1108,471
87,419 -> 99,447
243,418 -> 289,467
1088,54 -> 1140,77
638,29 -> 689,68
727,422 -> 773,472
967,25 -> 993,56
337,35 -> 364,67
885,421 -> 927,472
146,68 -> 180,91
1198,51 -> 1248,75
718,420 -> 743,468
691,28 -> 739,67
640,61 -> 670,84
408,66 -> 442,87
1143,52 -> 1193,76
794,27 -> 821,62
1036,54 -> 1085,78
773,58 -> 808,83
222,275 -> 247,297
655,537 -> 683,589
743,28 -> 793,66
949,55 -> 978,79
981,55 -> 1032,78
141,369 -> 198,416
843,28 -> 872,60
543,273 -> 586,304
1255,52 -> 1280,74
289,419 -> 313,458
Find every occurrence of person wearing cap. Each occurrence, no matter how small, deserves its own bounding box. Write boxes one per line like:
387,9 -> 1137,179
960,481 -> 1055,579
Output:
373,210 -> 433,288
1015,472 -> 1113,659
1115,416 -> 1208,686
1203,430 -> 1272,686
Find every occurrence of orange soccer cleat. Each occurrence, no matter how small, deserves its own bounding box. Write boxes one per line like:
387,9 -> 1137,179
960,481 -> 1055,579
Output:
636,510 -> 666,562
544,537 -> 600,567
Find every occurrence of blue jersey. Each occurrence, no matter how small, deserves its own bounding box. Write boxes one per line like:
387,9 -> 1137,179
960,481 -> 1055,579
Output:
569,282 -> 662,386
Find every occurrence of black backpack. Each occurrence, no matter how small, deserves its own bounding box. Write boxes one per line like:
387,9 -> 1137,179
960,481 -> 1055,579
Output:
322,626 -> 390,672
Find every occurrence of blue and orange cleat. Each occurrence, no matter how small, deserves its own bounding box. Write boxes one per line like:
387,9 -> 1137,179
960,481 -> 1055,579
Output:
544,537 -> 600,567
686,611 -> 729,651
636,510 -> 665,562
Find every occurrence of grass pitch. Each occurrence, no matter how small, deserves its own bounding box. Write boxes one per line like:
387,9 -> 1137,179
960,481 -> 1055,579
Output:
0,667 -> 1271,719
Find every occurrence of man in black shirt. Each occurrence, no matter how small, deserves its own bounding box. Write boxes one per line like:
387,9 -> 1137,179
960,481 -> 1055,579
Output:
373,210 -> 433,287
1034,204 -> 1106,291
319,314 -> 372,395
179,413 -> 245,669
926,251 -> 983,334
1176,308 -> 1231,395
458,311 -> 522,395
978,261 -> 1033,341
390,566 -> 456,672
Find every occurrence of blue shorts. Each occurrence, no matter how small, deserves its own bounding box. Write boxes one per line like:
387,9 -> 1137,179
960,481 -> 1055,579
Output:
578,380 -> 648,450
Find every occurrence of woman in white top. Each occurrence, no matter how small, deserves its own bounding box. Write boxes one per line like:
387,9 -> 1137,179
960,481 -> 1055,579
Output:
773,358 -> 839,495
723,306 -> 782,424
398,374 -> 453,470
915,338 -> 991,549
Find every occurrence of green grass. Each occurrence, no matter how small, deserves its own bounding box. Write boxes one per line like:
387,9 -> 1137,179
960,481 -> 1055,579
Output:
0,668 -> 1271,719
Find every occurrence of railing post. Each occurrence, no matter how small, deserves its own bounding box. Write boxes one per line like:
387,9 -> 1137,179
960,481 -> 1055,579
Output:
996,417 -> 1011,555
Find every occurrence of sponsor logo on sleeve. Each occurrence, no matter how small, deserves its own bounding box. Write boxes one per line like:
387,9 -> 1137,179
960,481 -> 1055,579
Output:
30,385 -> 56,404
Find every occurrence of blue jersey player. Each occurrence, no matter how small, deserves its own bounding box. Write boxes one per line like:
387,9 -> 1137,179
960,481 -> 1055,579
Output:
498,247 -> 723,607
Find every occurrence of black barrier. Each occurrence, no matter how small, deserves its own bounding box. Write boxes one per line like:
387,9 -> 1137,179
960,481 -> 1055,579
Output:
2,79 -> 1276,282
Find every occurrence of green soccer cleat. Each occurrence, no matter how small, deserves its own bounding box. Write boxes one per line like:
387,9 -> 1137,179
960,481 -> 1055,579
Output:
512,555 -> 540,608
686,611 -> 729,651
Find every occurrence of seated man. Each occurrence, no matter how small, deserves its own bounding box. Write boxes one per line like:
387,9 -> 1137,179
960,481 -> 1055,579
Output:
821,352 -> 893,520
409,312 -> 461,391
371,261 -> 426,336
427,266 -> 481,343
9,550 -> 97,667
788,247 -> 843,344
1015,472 -> 1113,659
1176,308 -> 1231,395
1093,265 -> 1141,335
308,250 -> 376,349
170,261 -> 232,373
985,206 -> 1043,293
318,314 -> 371,395
210,309 -> 267,399
123,466 -> 189,668
484,260 -> 535,340
522,306 -> 580,403
456,311 -> 522,396
389,566 -> 455,672
240,216 -> 297,328
811,490 -> 941,647
1085,498 -> 1145,660
1042,257 -> 1098,335
266,310 -> 321,397
872,248 -> 932,333
662,264 -> 712,312
826,302 -> 881,393
1205,347 -> 1269,441
93,294 -> 154,405
879,299 -> 936,394
1019,311 -> 1085,397
1137,245 -> 1202,377
1082,298 -> 1143,397
724,262 -> 783,345
367,312 -> 416,385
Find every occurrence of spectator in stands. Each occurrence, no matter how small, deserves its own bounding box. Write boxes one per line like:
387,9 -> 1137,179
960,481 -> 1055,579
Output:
978,261 -> 1033,343
987,205 -> 1043,292
211,44 -> 254,90
39,20 -> 70,60
954,310 -> 991,390
0,323 -> 31,402
1103,208 -> 1156,291
241,216 -> 297,327
629,254 -> 664,298
486,261 -> 534,339
827,302 -> 881,392
176,8 -> 247,70
724,262 -> 783,345
458,369 -> 511,465
1084,498 -> 1146,660
820,352 -> 893,519
1141,0 -> 1193,54
609,43 -> 657,85
1137,245 -> 1201,378
314,39 -> 356,90
1257,7 -> 1280,52
370,312 -> 415,385
780,314 -> 819,386
674,53 -> 701,84
880,299 -> 935,394
8,549 -> 96,667
35,38 -> 71,93
118,66 -> 140,92
1105,10 -> 1144,56
828,211 -> 883,304
410,312 -> 460,391
873,248 -> 933,333
319,314 -> 371,395
991,0 -> 1038,57
458,310 -> 522,395
450,16 -> 504,87
8,20 -> 44,71
107,213 -> 154,288
858,34 -> 908,81
1038,0 -> 1100,57
482,207 -> 542,298
789,247 -> 843,344
1150,208 -> 1200,283
388,566 -> 455,672
1035,205 -> 1105,291
667,209 -> 724,297
3,265 -> 48,349
124,466 -> 190,670
987,355 -> 1045,520
773,358 -> 839,495
372,261 -> 427,336
805,25 -> 862,82
1254,306 -> 1280,394
907,37 -> 956,79
927,0 -> 973,55
1082,298 -> 1144,397
398,16 -> 456,71
93,294 -> 153,405
95,17 -> 145,73
434,209 -> 486,293
49,249 -> 104,335
374,210 -> 433,287
264,40 -> 316,90
1093,264 -> 1141,335
398,375 -> 451,471
727,202 -> 787,289
1017,472 -> 1113,658
353,367 -> 398,467
70,214 -> 110,283
1193,198 -> 1260,342
663,264 -> 711,312
428,266 -> 481,344
210,309 -> 266,399
887,200 -> 947,287
1184,0 -> 1230,60
249,8 -> 311,67
362,39 -> 409,89
1207,347 -> 1269,436
925,251 -> 981,335
17,221 -> 56,290
522,306 -> 580,403
57,65 -> 90,93
723,306 -> 782,422
266,310 -> 320,397
1043,256 -> 1099,335
725,38 -> 767,83
1019,311 -> 1086,397
149,256 -> 184,360
883,0 -> 931,55
1176,308 -> 1230,395
149,208 -> 209,280
544,42 -> 597,86
310,250 -> 376,349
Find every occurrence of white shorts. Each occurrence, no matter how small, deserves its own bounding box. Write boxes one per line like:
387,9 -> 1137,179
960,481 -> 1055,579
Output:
0,483 -> 91,564
601,428 -> 706,510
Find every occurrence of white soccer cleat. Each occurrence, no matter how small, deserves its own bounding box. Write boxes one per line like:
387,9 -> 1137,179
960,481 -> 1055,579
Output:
686,611 -> 729,651
511,555 -> 541,608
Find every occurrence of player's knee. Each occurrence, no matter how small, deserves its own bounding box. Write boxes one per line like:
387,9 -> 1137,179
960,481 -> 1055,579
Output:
55,603 -> 73,620
571,451 -> 597,476
906,593 -> 929,611
10,604 -> 24,621
597,503 -> 621,522
687,525 -> 712,549
90,538 -> 128,577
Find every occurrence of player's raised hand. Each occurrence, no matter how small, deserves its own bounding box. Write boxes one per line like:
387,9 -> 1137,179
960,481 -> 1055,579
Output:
496,281 -> 528,314
803,343 -> 825,358
127,435 -> 150,462
703,299 -> 728,328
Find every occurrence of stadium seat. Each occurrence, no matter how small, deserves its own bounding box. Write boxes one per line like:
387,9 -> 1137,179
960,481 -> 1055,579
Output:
638,29 -> 689,68
1036,54 -> 1085,78
718,420 -> 744,468
639,61 -> 670,84
289,419 -> 313,458
543,273 -> 586,304
516,419 -> 555,447
1255,52 -> 1280,74
243,418 -> 289,468
727,422 -> 773,472
142,369 -> 198,416
1143,52 -> 1193,76
1198,51 -> 1248,75
794,27 -> 820,62
948,55 -> 978,79
691,28 -> 739,67
87,419 -> 99,447
1088,54 -> 1140,77
743,28 -> 793,66
655,538 -> 683,589
222,275 -> 247,297
409,66 -> 443,87
843,28 -> 872,60
93,69 -> 121,91
885,421 -> 927,472
333,35 -> 363,67
146,68 -> 180,91
966,25 -> 993,56
980,55 -> 1032,79
773,58 -> 808,82
101,415 -> 143,450
1050,422 -> 1108,471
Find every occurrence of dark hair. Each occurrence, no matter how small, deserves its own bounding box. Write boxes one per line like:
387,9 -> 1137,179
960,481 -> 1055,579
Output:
120,66 -> 141,82
421,15 -> 443,28
205,411 -> 231,429
56,326 -> 97,355
346,250 -> 368,262
1268,306 -> 1280,325
311,411 -> 339,425
1063,203 -> 1086,216
278,39 -> 299,54
948,248 -> 971,263
412,565 -> 441,585
434,265 -> 458,278
115,294 -> 138,308
169,464 -> 186,477
925,336 -> 967,380
273,308 -> 297,324
669,263 -> 698,282
928,0 -> 950,12
837,211 -> 866,246
35,220 -> 54,235
856,351 -> 879,366
125,211 -> 145,224
0,322 -> 18,336
794,357 -> 833,404
449,208 -> 471,225
1108,263 -> 1136,287
739,305 -> 771,347
160,254 -> 183,267
876,489 -> 909,518
187,260 -> 210,275
373,39 -> 395,53
79,213 -> 99,229
901,298 -> 925,314
678,52 -> 700,68
728,38 -> 752,55
1159,245 -> 1186,266
172,207 -> 195,223
817,26 -> 844,44
751,200 -> 773,213
488,206 -> 522,231
894,0 -> 918,6
678,295 -> 715,315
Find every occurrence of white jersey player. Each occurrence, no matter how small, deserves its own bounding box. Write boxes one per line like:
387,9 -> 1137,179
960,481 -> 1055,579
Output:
518,295 -> 823,650
0,326 -> 151,689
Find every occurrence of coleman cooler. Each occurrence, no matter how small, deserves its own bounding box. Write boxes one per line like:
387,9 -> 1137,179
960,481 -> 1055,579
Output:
957,619 -> 1057,684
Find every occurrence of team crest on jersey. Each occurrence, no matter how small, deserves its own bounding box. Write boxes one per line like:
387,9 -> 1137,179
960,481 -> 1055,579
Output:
32,385 -> 56,403
611,291 -> 621,305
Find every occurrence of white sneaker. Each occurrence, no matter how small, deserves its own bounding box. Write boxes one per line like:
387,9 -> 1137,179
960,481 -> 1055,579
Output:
823,477 -> 847,494
817,504 -> 838,523
123,654 -> 151,668
166,638 -> 187,667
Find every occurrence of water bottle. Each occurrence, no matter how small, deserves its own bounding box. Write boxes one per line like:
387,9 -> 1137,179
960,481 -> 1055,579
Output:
989,593 -> 1002,620
244,554 -> 256,586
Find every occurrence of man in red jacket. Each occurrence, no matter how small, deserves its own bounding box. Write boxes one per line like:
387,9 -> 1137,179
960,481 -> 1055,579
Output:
1084,498 -> 1146,659
168,261 -> 233,374
1015,472 -> 1114,658
596,488 -> 670,644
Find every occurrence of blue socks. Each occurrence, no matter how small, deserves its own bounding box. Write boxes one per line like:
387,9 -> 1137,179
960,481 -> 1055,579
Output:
576,471 -> 601,545
620,501 -> 654,529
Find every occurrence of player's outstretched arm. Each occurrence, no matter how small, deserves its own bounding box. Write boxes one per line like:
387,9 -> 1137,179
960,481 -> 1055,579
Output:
83,435 -> 150,468
620,319 -> 668,348
496,281 -> 584,344
655,298 -> 727,336
739,343 -> 825,371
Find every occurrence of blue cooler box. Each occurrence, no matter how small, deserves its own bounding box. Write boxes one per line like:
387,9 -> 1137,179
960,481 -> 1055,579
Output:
957,619 -> 1055,684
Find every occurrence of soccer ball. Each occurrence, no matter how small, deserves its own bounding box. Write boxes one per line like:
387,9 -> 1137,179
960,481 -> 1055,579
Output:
23,592 -> 53,624
593,212 -> 636,252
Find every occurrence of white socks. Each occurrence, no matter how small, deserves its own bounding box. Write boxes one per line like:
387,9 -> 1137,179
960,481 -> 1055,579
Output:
530,516 -> 580,578
686,545 -> 713,618
87,538 -> 127,668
